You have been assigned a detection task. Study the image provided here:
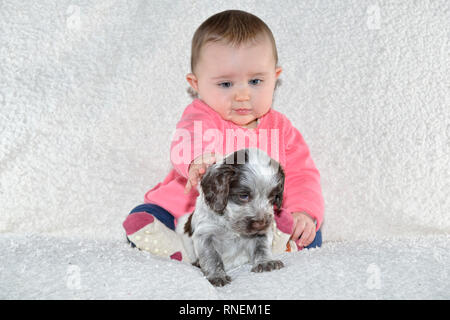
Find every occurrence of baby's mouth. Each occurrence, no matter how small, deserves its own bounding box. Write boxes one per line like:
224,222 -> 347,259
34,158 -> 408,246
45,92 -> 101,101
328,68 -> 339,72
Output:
234,108 -> 252,115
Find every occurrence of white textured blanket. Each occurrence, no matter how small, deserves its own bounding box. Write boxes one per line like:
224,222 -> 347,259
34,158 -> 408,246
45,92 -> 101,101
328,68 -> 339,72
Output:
1,234 -> 448,299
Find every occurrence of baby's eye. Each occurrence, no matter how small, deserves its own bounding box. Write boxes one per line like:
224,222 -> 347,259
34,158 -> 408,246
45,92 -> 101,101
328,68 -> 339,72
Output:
218,82 -> 232,88
249,79 -> 262,85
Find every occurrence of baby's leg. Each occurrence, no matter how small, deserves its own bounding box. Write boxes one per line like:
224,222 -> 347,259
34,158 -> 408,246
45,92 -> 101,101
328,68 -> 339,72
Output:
304,229 -> 322,249
122,204 -> 189,262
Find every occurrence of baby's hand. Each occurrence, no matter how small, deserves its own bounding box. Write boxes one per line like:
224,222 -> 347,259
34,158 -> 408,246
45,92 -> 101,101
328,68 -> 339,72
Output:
184,153 -> 218,194
291,212 -> 316,248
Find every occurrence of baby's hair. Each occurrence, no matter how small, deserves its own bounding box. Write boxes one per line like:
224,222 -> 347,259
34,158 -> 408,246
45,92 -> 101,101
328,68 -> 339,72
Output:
190,10 -> 278,73
187,10 -> 280,99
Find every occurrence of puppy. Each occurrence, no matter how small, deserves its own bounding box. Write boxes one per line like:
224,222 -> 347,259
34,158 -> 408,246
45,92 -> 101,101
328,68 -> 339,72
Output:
176,148 -> 285,286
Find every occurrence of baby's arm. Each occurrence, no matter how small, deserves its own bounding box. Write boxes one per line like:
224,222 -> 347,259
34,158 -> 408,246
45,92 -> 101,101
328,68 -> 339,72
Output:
291,211 -> 316,248
170,103 -> 220,181
282,117 -> 324,246
184,152 -> 218,194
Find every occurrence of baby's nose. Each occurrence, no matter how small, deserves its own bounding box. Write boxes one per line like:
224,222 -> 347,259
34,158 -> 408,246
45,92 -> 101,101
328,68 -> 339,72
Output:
234,86 -> 250,101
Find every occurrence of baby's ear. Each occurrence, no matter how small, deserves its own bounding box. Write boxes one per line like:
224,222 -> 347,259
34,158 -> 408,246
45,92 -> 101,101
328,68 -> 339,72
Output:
186,73 -> 199,99
274,66 -> 283,90
275,66 -> 283,79
186,73 -> 199,91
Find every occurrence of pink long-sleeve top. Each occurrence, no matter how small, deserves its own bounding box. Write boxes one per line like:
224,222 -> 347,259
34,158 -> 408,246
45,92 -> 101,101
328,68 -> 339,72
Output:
144,99 -> 324,230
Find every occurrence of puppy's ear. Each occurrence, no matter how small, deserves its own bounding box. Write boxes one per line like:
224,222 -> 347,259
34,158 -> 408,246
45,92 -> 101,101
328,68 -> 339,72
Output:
201,165 -> 235,214
273,163 -> 285,214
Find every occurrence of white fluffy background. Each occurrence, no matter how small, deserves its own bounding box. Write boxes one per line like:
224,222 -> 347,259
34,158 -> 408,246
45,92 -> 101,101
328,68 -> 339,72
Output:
0,0 -> 449,299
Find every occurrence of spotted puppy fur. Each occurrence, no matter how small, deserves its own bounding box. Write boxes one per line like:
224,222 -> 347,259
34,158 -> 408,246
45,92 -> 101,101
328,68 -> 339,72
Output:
176,148 -> 285,286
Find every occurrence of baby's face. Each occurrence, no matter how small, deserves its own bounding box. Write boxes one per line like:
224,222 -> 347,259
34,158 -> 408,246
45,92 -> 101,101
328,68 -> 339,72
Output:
187,36 -> 282,129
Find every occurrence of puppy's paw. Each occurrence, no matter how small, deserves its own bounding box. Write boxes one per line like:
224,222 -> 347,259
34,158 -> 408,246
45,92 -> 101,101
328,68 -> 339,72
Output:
207,274 -> 232,287
251,260 -> 284,273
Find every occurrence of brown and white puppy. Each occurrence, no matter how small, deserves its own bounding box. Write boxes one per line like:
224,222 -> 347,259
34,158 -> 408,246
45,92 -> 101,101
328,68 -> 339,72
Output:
176,148 -> 285,286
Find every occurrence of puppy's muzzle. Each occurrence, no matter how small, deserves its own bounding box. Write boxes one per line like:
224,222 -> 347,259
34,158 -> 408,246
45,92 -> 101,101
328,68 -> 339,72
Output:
249,216 -> 272,233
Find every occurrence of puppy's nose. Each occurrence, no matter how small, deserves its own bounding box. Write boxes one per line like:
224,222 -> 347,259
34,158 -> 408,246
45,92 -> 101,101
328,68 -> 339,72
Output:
251,218 -> 269,231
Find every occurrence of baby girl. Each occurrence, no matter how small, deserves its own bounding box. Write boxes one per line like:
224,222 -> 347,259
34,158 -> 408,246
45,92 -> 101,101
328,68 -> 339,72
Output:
122,10 -> 324,261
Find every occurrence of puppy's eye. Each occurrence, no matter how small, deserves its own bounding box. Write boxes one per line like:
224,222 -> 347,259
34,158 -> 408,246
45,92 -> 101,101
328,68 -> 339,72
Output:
239,194 -> 250,202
